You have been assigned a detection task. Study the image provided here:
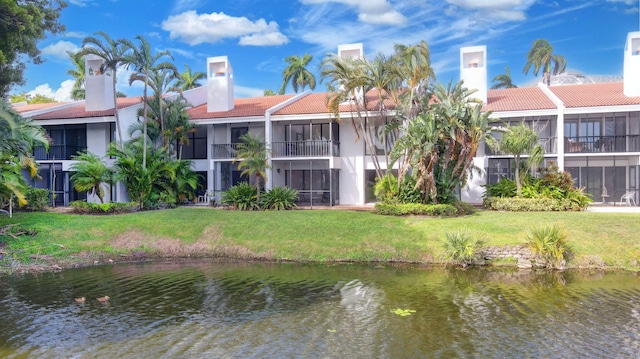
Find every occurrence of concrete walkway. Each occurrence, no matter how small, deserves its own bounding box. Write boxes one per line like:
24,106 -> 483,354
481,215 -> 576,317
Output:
586,205 -> 640,213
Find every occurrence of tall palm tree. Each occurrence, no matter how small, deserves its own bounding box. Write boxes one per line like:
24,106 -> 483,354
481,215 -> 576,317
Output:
233,133 -> 269,201
163,97 -> 196,159
66,51 -> 86,100
70,151 -> 113,203
491,65 -> 517,89
78,31 -> 128,144
500,123 -> 544,196
523,39 -> 566,86
121,35 -> 175,168
279,54 -> 316,95
175,64 -> 205,91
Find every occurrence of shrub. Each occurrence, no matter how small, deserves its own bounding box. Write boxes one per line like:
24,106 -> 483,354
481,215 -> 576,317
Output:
525,224 -> 569,268
484,197 -> 587,212
221,182 -> 260,211
450,201 -> 476,216
261,186 -> 298,210
70,201 -> 138,214
374,203 -> 458,216
443,231 -> 484,266
20,187 -> 49,211
483,178 -> 517,198
373,174 -> 399,203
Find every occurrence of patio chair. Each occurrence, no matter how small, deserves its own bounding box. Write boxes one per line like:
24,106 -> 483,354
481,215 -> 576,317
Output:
620,190 -> 636,206
197,191 -> 210,204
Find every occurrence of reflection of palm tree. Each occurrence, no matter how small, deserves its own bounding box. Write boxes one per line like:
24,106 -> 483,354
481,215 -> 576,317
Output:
67,51 -> 86,100
279,54 -> 316,94
523,39 -> 566,86
175,64 -> 205,91
491,66 -> 517,89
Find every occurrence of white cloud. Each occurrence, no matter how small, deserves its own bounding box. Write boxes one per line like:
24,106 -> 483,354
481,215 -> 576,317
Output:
41,41 -> 80,59
171,0 -> 206,14
64,31 -> 88,39
161,11 -> 289,46
445,0 -> 536,21
68,0 -> 92,7
28,80 -> 75,102
300,0 -> 407,25
234,85 -> 265,98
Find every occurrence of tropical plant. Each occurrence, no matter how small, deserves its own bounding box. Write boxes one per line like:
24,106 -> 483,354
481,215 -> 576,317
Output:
66,51 -> 86,100
443,231 -> 484,266
279,54 -> 316,94
168,159 -> 200,203
523,39 -> 566,86
78,31 -> 128,144
121,35 -> 175,168
22,187 -> 50,211
261,186 -> 298,210
491,65 -> 517,89
108,139 -> 176,209
525,224 -> 569,268
9,92 -> 56,104
221,182 -> 260,211
500,123 -> 544,196
0,98 -> 48,215
233,133 -> 269,201
175,63 -> 205,91
69,151 -> 113,203
163,96 -> 196,159
264,88 -> 276,96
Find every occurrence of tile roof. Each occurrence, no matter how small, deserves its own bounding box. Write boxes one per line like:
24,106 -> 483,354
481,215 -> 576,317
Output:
484,87 -> 556,112
548,82 -> 640,108
274,91 -> 396,116
12,102 -> 69,114
188,94 -> 296,120
27,97 -> 142,121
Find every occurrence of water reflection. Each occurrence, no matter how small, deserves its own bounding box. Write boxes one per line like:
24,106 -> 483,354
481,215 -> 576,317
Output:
1,262 -> 639,358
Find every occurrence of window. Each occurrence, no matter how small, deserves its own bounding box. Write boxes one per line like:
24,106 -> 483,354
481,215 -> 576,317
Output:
181,125 -> 208,159
365,116 -> 397,155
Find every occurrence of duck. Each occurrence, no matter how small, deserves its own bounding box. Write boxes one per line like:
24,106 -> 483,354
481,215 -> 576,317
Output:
74,297 -> 86,303
96,296 -> 110,302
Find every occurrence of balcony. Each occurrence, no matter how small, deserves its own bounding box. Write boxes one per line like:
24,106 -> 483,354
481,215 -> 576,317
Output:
33,145 -> 86,160
271,140 -> 339,158
487,137 -> 557,156
564,135 -> 640,153
212,140 -> 340,160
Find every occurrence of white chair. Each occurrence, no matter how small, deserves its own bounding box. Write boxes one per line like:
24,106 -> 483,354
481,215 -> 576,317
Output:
621,191 -> 636,206
197,191 -> 210,204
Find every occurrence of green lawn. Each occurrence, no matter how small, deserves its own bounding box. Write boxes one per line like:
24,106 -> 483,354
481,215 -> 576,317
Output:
1,208 -> 639,270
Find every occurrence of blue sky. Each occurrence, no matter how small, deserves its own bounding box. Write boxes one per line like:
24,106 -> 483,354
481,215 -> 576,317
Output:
14,0 -> 640,101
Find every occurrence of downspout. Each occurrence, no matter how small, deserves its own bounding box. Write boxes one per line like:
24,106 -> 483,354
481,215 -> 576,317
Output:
538,83 -> 566,171
264,90 -> 312,190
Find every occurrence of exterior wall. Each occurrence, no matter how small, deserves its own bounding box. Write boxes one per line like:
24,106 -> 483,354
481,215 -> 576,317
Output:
338,120 -> 365,205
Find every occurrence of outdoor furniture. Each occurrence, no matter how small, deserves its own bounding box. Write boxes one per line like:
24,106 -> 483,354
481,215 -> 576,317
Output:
621,191 -> 636,206
197,191 -> 211,204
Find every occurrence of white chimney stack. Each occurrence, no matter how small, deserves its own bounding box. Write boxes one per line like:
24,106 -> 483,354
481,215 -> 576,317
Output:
84,54 -> 115,111
624,31 -> 640,97
460,45 -> 487,104
207,56 -> 234,112
338,43 -> 363,59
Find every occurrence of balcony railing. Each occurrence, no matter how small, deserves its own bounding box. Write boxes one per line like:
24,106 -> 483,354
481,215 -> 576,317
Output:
271,140 -> 339,157
487,137 -> 557,156
211,143 -> 244,159
33,145 -> 86,160
564,135 -> 640,153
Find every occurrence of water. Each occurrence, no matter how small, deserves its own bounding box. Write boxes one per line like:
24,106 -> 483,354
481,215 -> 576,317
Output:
1,261 -> 639,358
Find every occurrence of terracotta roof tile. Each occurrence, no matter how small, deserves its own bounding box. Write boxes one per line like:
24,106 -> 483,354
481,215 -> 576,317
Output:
275,90 -> 396,116
29,97 -> 142,120
484,87 -> 556,112
189,94 -> 296,120
12,102 -> 69,114
548,82 -> 640,108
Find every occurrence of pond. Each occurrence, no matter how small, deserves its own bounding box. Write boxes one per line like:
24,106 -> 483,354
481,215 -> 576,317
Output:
0,261 -> 639,358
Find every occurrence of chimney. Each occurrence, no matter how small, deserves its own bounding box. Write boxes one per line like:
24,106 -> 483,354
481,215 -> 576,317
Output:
207,56 -> 234,112
460,45 -> 487,104
84,54 -> 115,111
338,43 -> 363,59
624,31 -> 640,97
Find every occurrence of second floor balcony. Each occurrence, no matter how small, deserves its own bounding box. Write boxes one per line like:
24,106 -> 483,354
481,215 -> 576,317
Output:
211,140 -> 340,160
564,135 -> 640,154
486,137 -> 557,156
33,145 -> 86,161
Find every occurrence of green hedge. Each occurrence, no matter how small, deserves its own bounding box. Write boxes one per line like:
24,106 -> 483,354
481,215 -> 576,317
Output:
21,187 -> 50,211
374,203 -> 458,216
484,197 -> 585,212
70,201 -> 139,214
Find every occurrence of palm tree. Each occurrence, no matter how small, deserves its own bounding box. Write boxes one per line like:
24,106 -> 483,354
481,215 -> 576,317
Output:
78,31 -> 128,144
121,35 -> 175,168
163,97 -> 196,159
0,98 -> 48,215
175,64 -> 205,91
491,65 -> 517,89
500,123 -> 544,196
279,54 -> 316,95
523,39 -> 566,86
233,133 -> 269,201
70,151 -> 113,203
67,51 -> 86,100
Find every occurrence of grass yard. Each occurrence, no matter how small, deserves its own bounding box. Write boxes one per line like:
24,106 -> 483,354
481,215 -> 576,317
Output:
1,207 -> 639,271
